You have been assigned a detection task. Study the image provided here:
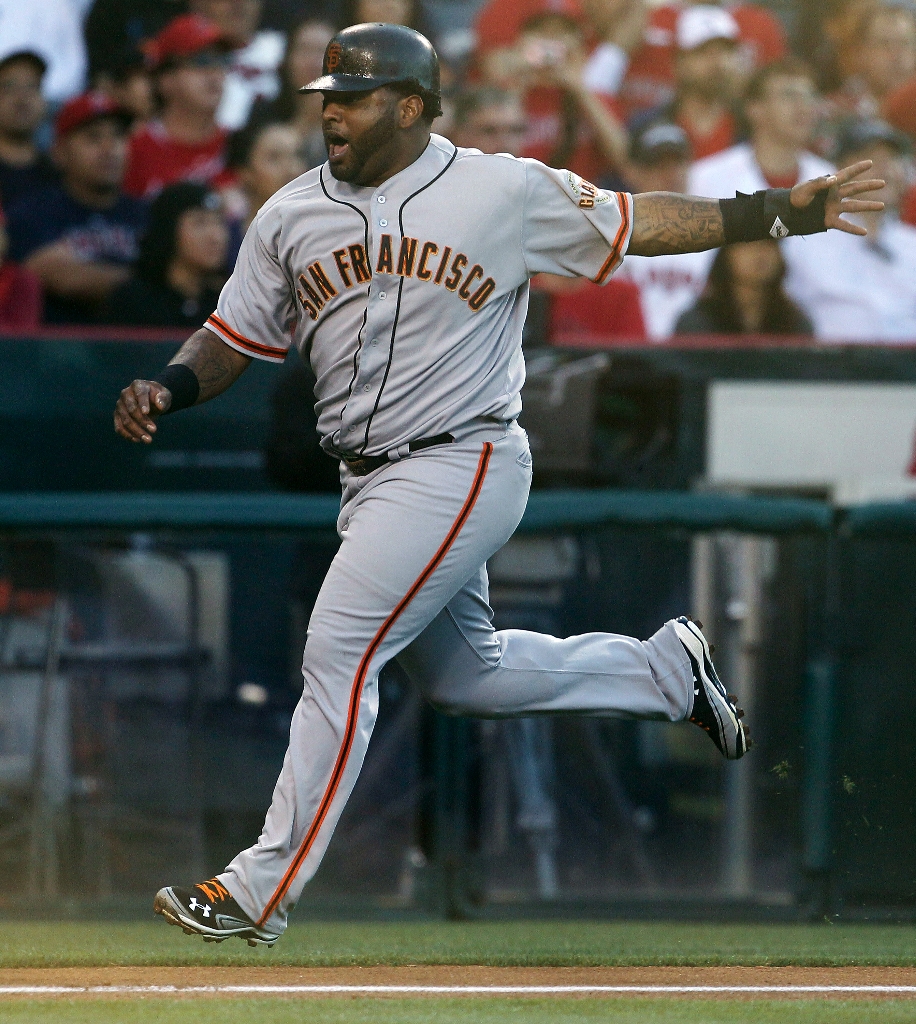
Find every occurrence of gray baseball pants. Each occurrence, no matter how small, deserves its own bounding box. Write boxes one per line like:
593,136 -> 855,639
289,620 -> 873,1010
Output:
219,421 -> 695,934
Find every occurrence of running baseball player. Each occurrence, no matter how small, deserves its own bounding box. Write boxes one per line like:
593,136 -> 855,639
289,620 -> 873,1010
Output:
113,24 -> 884,947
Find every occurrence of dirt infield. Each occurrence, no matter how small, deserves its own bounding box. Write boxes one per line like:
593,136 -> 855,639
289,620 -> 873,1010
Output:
1,966 -> 915,998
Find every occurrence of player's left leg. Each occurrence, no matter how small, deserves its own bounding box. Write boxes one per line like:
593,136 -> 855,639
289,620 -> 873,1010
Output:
398,565 -> 749,757
398,564 -> 692,722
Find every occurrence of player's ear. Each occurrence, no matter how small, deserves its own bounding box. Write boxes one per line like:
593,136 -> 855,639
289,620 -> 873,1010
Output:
398,94 -> 424,128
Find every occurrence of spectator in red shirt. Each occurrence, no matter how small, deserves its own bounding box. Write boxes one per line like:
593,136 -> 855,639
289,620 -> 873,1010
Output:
0,205 -> 42,329
124,14 -> 234,200
478,2 -> 629,182
632,5 -> 744,161
617,0 -> 786,118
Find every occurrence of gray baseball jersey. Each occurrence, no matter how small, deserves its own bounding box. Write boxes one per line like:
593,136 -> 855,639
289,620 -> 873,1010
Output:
206,133 -> 633,457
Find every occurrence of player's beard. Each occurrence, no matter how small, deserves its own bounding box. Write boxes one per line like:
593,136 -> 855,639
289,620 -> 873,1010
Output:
327,103 -> 400,185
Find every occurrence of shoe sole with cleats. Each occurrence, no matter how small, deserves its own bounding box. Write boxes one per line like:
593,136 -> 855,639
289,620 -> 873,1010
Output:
674,616 -> 749,760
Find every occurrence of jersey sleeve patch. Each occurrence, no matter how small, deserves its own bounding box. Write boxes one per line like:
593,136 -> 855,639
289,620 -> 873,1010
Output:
206,313 -> 288,363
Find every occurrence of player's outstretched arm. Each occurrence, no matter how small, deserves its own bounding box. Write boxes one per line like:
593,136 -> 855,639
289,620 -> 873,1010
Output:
628,160 -> 885,257
114,327 -> 252,444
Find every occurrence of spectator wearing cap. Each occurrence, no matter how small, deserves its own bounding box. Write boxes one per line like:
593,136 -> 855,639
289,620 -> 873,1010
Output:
106,182 -> 228,328
632,5 -> 744,162
0,205 -> 42,330
124,14 -> 234,200
479,3 -> 629,182
688,58 -> 834,200
248,16 -> 336,170
5,92 -> 145,325
189,0 -> 285,130
606,0 -> 787,120
0,0 -> 87,103
0,52 -> 57,209
782,120 -> 916,342
617,122 -> 714,338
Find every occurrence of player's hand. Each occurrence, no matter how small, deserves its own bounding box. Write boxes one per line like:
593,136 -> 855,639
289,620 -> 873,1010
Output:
790,160 -> 885,236
114,380 -> 171,443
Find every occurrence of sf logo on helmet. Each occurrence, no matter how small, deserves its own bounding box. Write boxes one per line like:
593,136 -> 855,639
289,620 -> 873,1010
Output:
326,43 -> 342,72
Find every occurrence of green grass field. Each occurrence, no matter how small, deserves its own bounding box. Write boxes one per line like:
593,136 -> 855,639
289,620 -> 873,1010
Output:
0,920 -> 914,968
0,921 -> 914,1023
0,999 -> 915,1024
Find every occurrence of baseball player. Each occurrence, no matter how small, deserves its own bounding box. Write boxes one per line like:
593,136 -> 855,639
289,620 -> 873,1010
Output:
113,24 -> 883,947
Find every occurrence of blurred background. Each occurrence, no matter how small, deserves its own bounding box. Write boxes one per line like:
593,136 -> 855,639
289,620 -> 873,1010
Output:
1,0 -> 916,924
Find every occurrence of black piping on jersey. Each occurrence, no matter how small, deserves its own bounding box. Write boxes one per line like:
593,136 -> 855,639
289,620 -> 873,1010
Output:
358,143 -> 459,455
320,167 -> 371,435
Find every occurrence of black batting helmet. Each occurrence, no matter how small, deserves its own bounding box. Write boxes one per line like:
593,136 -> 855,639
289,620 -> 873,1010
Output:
300,23 -> 441,117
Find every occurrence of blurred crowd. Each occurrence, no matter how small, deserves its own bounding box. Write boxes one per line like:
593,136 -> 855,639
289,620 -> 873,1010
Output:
0,0 -> 915,342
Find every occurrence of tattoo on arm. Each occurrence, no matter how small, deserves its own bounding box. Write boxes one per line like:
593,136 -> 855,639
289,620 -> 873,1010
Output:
169,327 -> 252,404
628,193 -> 725,257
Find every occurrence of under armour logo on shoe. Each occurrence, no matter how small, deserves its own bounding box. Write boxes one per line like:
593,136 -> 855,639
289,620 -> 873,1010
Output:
769,216 -> 789,239
188,897 -> 212,917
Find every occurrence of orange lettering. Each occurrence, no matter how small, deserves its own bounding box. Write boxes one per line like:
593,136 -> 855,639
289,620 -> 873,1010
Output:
376,234 -> 394,274
333,248 -> 352,288
459,264 -> 484,300
417,241 -> 438,281
444,253 -> 468,291
349,243 -> 371,283
396,236 -> 419,277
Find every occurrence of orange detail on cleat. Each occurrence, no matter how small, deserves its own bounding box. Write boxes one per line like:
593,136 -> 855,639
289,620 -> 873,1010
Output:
197,879 -> 231,902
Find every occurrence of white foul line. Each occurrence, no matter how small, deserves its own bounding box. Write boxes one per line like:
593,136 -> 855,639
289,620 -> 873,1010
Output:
0,985 -> 915,996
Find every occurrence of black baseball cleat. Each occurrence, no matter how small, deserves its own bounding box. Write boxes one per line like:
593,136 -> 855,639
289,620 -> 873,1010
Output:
674,616 -> 751,760
154,878 -> 280,947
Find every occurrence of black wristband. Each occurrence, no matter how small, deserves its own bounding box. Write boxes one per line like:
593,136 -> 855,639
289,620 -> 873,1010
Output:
720,188 -> 829,244
152,363 -> 200,414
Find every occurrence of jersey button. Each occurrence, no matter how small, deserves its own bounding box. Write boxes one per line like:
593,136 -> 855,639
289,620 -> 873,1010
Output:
377,195 -> 386,203
363,384 -> 371,392
379,219 -> 388,227
379,291 -> 387,299
371,338 -> 379,345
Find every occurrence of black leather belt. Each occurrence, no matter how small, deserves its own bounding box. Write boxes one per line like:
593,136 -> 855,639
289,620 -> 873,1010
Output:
340,432 -> 455,476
